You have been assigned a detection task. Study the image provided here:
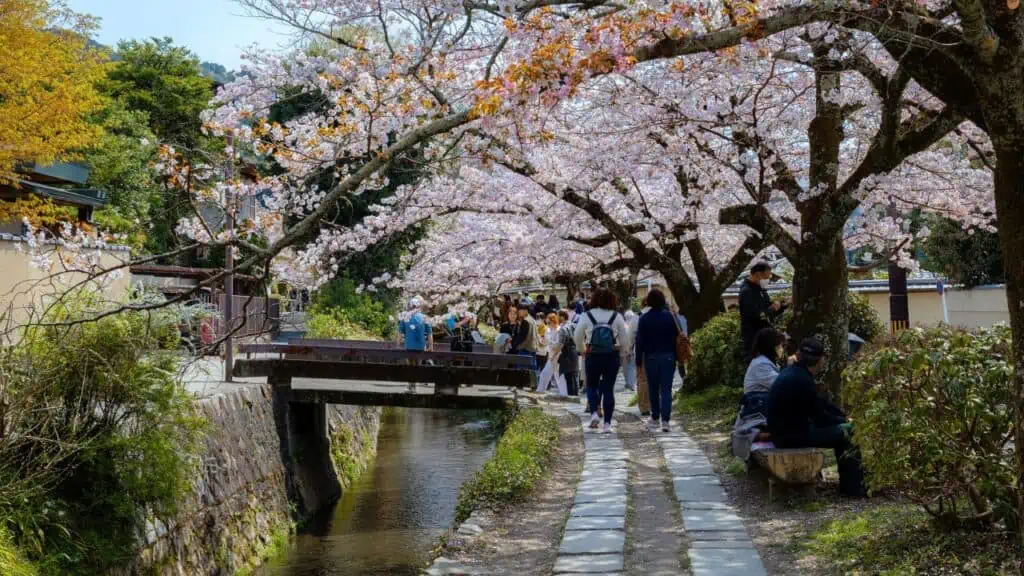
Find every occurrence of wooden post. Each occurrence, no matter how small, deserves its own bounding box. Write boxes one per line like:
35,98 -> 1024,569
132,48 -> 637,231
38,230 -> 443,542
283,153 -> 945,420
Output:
223,135 -> 235,382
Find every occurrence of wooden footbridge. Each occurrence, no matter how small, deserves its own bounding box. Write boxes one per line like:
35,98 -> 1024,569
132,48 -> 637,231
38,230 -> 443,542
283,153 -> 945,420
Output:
234,338 -> 537,411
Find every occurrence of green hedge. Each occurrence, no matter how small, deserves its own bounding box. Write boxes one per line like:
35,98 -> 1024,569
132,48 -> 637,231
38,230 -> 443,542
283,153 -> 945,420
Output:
685,311 -> 745,392
843,325 -> 1014,529
685,292 -> 885,393
454,408 -> 559,523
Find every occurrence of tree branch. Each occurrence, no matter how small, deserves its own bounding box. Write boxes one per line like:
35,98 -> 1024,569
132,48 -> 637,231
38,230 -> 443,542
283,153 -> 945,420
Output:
719,204 -> 800,259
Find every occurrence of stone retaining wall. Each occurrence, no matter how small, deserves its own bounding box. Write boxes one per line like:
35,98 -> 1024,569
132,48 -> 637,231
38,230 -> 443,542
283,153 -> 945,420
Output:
114,386 -> 381,576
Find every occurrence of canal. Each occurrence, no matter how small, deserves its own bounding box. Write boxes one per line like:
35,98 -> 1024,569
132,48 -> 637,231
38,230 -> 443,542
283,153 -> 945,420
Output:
259,407 -> 497,575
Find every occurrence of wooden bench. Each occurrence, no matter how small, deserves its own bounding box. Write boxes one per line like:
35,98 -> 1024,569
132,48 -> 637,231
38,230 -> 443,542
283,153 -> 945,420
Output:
749,442 -> 827,500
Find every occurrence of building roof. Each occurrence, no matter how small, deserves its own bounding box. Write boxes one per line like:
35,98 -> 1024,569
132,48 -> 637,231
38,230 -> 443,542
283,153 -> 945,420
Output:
19,180 -> 108,207
129,264 -> 261,283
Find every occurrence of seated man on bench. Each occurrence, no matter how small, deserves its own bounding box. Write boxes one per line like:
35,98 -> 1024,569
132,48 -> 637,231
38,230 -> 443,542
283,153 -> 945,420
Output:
765,337 -> 867,498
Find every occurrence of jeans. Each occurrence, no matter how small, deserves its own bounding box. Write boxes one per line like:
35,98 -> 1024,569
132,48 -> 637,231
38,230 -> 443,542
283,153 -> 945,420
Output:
645,353 -> 676,423
806,424 -> 866,497
623,355 -> 637,390
585,354 -> 620,424
516,350 -> 538,371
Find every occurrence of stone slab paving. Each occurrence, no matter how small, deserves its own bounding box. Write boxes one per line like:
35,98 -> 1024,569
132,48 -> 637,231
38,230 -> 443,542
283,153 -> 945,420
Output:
554,407 -> 629,575
654,431 -> 768,576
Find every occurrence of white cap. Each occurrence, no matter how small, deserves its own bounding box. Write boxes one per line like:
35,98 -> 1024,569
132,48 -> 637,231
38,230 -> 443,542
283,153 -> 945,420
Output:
408,296 -> 423,310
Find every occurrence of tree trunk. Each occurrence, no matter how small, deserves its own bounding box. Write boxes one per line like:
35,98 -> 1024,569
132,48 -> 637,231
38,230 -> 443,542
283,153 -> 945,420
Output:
660,275 -> 720,334
788,229 -> 850,400
990,138 -> 1024,553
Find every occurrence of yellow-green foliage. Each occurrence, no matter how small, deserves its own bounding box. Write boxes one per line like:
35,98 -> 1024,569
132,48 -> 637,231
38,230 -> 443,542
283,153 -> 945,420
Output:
330,422 -> 374,489
0,527 -> 36,576
673,385 -> 742,434
455,408 -> 559,523
307,309 -> 381,341
802,504 -> 1016,574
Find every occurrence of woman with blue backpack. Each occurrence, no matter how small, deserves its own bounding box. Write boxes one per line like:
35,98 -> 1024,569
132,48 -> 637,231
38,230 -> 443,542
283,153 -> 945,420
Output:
573,289 -> 630,433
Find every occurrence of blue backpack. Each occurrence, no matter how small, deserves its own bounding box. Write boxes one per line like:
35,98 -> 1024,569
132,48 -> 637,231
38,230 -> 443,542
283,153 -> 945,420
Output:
586,311 -> 618,355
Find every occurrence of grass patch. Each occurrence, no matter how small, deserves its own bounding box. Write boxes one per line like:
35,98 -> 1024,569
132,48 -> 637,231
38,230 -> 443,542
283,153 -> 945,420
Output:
723,457 -> 747,477
233,521 -> 294,576
800,503 -> 1016,574
0,527 -> 36,576
330,421 -> 375,490
674,385 -> 741,434
454,408 -> 560,523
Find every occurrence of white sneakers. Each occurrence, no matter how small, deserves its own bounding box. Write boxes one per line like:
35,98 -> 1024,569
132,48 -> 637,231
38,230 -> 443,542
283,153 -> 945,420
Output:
602,422 -> 613,434
648,417 -> 670,433
589,413 -> 601,429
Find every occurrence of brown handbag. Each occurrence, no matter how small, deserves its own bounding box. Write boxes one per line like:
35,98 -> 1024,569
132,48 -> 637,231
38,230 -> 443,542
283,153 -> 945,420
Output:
674,315 -> 692,364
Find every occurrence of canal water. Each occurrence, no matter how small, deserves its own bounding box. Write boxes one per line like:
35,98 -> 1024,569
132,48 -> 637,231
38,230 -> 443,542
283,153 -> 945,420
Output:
259,408 -> 497,575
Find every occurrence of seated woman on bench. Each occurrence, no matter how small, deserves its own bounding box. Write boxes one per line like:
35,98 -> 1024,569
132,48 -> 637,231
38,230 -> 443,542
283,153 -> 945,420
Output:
765,337 -> 867,497
731,328 -> 786,460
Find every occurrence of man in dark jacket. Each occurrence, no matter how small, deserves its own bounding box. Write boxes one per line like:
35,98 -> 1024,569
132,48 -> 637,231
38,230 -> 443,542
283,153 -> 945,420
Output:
739,262 -> 786,359
766,337 -> 866,497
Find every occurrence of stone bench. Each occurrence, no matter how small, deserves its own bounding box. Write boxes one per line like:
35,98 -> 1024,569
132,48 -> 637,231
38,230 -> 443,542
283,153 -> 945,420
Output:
749,442 -> 826,500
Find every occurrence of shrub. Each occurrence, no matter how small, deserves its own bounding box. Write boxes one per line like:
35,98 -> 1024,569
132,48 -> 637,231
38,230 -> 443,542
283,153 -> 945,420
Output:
685,311 -> 745,392
311,276 -> 394,338
454,408 -> 559,523
777,290 -> 885,344
307,308 -> 381,341
0,291 -> 206,574
843,325 -> 1014,529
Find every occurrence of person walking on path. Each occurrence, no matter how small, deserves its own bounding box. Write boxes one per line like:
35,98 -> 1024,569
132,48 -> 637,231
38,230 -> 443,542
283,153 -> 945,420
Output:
398,296 -> 433,392
670,304 -> 689,389
574,288 -> 630,433
623,309 -> 638,392
635,289 -> 678,432
634,299 -> 652,416
553,309 -> 580,396
536,313 -> 567,395
739,261 -> 787,363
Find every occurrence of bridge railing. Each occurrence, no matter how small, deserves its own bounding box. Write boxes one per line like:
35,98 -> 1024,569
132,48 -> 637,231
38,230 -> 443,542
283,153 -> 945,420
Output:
239,341 -> 533,370
234,340 -> 536,390
288,338 -> 494,354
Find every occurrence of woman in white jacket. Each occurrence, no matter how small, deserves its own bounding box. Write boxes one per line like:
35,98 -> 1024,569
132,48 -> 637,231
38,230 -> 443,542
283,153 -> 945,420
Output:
573,289 -> 630,432
536,313 -> 567,395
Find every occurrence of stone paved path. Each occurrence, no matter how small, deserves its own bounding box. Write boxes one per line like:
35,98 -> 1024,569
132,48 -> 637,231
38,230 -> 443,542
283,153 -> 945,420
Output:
554,405 -> 628,574
617,418 -> 685,576
656,430 -> 767,576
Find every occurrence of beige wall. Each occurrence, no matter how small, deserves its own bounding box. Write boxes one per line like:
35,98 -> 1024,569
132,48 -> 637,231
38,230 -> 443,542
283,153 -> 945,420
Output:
945,286 -> 1010,330
0,239 -> 132,330
722,286 -> 1010,331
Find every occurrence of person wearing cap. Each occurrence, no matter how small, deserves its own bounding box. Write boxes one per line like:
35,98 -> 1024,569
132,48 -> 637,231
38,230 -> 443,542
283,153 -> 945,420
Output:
398,296 -> 433,392
510,299 -> 539,370
765,337 -> 866,497
739,261 -> 787,364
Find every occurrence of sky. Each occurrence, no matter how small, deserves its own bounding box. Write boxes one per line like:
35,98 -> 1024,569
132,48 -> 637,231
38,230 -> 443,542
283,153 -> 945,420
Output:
68,0 -> 293,69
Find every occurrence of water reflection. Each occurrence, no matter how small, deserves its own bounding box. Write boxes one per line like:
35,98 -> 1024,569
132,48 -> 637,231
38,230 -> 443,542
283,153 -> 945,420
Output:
260,408 -> 496,576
